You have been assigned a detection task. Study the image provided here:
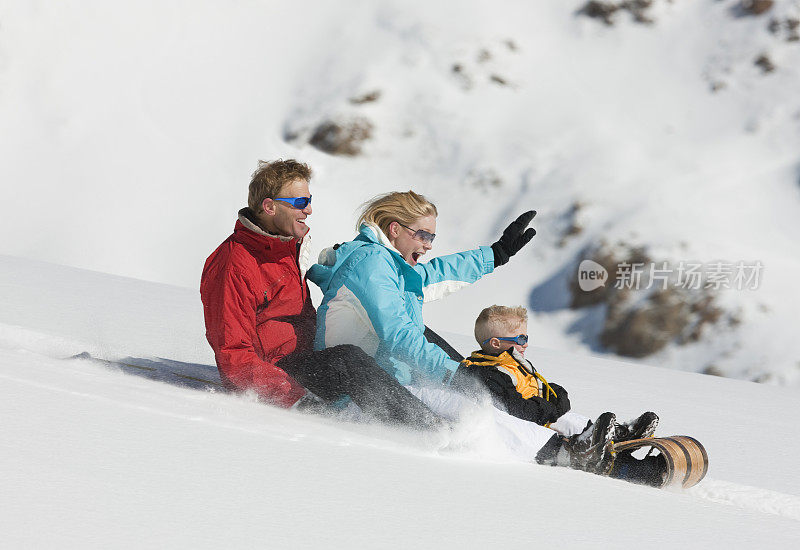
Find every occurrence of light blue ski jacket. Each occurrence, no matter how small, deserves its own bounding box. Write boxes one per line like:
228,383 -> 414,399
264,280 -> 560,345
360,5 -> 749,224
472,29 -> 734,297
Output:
307,223 -> 494,386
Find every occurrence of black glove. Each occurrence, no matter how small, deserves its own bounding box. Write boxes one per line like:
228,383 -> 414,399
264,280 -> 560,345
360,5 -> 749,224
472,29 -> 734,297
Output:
547,383 -> 571,419
491,210 -> 537,267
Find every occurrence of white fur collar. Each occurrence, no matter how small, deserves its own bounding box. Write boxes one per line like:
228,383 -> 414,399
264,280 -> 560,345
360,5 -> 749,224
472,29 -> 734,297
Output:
238,209 -> 294,242
238,208 -> 313,277
363,222 -> 404,257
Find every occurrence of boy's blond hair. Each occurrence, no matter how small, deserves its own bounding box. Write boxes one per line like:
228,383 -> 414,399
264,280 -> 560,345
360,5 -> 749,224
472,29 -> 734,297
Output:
474,305 -> 528,350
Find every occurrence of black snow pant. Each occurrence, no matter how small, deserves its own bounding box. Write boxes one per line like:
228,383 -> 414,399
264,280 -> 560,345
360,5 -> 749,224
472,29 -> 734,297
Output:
277,344 -> 443,430
610,452 -> 667,487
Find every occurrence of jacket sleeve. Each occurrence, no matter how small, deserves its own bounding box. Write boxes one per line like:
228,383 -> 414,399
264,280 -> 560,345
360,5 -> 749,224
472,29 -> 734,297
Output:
200,260 -> 306,407
342,250 -> 460,383
416,246 -> 494,303
479,369 -> 561,425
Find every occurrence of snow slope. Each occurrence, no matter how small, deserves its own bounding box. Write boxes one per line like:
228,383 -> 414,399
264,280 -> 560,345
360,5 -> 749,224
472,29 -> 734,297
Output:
2,256 -> 800,548
2,0 -> 800,384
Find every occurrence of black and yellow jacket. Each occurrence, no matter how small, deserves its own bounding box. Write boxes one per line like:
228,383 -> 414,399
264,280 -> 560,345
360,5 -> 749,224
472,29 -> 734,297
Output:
460,348 -> 571,426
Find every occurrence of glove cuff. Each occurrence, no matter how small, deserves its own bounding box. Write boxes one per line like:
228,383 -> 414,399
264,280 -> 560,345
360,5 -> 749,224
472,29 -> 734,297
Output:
491,242 -> 509,267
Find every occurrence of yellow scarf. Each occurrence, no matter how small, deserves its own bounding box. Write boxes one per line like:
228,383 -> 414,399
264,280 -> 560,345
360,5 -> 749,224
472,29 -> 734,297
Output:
462,351 -> 557,401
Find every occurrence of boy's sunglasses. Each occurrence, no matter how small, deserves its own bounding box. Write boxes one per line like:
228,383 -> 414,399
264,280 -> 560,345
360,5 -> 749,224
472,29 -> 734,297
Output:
482,334 -> 529,346
274,195 -> 312,209
397,222 -> 436,244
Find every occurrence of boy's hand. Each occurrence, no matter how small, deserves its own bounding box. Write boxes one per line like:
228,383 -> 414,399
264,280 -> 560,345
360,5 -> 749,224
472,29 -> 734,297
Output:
548,383 -> 571,418
491,210 -> 536,267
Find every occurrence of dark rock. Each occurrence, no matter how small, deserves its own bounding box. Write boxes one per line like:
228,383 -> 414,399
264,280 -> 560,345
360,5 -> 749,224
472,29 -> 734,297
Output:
601,289 -> 690,357
579,1 -> 619,26
489,74 -> 509,86
789,18 -> 800,41
768,17 -> 781,34
740,0 -> 774,16
710,81 -> 727,93
754,53 -> 776,73
703,365 -> 725,377
282,127 -> 301,142
308,118 -> 373,156
578,0 -> 655,26
451,63 -> 472,90
349,90 -> 382,105
768,17 -> 800,41
624,0 -> 655,24
557,202 -> 585,248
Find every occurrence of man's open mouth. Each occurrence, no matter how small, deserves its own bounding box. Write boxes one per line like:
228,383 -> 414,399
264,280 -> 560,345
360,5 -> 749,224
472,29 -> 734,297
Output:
411,252 -> 422,262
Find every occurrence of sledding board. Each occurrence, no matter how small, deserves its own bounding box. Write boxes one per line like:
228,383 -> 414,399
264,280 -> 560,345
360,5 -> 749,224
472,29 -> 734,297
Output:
612,436 -> 709,489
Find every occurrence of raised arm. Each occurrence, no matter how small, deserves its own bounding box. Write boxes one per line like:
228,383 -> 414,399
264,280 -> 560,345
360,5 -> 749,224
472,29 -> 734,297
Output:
415,210 -> 537,302
415,246 -> 495,302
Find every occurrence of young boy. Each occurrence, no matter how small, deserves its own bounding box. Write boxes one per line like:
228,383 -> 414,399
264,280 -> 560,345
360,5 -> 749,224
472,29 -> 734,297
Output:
461,305 -> 664,483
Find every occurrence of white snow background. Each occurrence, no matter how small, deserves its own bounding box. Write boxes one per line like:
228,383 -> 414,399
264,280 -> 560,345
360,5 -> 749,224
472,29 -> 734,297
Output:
2,0 -> 800,547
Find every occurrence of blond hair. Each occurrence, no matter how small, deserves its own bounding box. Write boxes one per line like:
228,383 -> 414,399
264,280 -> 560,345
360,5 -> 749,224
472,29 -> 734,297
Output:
474,305 -> 528,348
248,159 -> 312,214
357,191 -> 438,235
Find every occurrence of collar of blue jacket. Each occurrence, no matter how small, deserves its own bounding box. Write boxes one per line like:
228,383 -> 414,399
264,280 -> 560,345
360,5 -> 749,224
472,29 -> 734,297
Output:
309,222 -> 427,294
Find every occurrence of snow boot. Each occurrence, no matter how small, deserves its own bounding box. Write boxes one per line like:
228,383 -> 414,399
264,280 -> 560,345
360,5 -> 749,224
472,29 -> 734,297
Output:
566,411 -> 617,474
615,411 -> 659,442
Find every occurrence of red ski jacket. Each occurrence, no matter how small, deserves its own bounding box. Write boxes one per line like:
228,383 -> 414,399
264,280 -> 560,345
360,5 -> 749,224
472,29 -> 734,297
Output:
200,209 -> 316,407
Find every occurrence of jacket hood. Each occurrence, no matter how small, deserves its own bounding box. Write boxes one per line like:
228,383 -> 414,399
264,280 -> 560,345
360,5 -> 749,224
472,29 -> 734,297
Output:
309,222 -> 417,293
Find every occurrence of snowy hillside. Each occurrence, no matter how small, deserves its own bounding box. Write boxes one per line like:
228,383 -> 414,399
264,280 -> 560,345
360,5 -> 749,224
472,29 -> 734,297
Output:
3,256 -> 800,548
2,0 -> 799,384
2,1 -> 800,543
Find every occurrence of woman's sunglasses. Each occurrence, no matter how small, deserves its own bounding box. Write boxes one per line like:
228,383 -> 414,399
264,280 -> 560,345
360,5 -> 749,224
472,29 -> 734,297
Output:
481,334 -> 529,346
397,222 -> 436,244
274,196 -> 312,209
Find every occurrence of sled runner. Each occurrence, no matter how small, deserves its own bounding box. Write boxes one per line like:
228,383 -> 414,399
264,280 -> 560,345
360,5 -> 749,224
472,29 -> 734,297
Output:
612,436 -> 708,489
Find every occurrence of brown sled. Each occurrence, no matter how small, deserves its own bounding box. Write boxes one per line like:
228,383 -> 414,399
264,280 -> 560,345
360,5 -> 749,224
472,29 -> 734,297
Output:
612,436 -> 709,489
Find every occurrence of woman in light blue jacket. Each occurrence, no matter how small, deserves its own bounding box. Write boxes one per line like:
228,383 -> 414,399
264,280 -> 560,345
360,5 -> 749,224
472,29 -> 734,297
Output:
307,191 -> 536,388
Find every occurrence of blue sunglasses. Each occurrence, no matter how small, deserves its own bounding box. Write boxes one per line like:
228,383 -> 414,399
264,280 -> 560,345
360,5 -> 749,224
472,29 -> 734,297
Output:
482,334 -> 529,346
274,195 -> 312,209
397,222 -> 436,244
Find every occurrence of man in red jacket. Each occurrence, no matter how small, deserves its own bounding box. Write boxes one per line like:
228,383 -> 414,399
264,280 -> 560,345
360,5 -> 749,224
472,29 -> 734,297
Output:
200,159 -> 441,427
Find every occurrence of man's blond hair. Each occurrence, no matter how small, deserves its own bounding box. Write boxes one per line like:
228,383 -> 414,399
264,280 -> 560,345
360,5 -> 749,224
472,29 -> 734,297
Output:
248,159 -> 312,215
357,191 -> 438,235
474,305 -> 528,348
